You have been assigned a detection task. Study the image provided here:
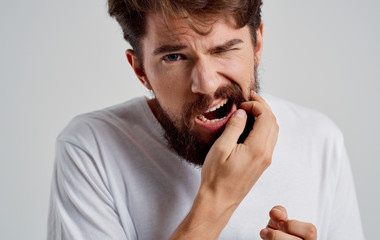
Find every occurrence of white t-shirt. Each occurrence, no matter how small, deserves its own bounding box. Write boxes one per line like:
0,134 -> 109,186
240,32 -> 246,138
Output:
47,95 -> 365,240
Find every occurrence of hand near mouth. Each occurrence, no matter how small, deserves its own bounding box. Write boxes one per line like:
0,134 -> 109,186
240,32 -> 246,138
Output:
170,91 -> 279,239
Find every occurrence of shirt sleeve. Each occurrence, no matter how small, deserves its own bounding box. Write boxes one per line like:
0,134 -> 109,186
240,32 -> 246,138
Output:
326,142 -> 366,239
47,139 -> 130,240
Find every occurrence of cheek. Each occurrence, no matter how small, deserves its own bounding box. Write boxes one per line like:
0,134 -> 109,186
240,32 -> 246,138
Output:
216,55 -> 255,92
145,68 -> 190,120
147,61 -> 191,91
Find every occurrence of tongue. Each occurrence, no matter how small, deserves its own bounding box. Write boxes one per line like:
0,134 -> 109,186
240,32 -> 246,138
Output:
203,111 -> 218,120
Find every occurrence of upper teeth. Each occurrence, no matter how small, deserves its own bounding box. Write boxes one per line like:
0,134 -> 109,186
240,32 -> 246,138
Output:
204,99 -> 228,113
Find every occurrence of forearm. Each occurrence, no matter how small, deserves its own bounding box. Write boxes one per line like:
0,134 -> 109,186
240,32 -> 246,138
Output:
171,93 -> 278,239
170,189 -> 239,239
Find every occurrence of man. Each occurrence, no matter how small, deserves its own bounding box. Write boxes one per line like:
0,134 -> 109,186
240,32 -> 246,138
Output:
47,0 -> 364,239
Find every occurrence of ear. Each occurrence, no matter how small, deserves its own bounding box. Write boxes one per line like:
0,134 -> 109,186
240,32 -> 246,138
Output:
126,49 -> 152,90
254,21 -> 264,66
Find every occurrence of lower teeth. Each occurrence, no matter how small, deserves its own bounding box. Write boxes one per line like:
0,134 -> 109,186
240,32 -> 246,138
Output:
199,115 -> 226,123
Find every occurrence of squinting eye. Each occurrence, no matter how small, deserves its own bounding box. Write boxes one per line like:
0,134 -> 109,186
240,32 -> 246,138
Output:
163,54 -> 185,62
213,48 -> 239,55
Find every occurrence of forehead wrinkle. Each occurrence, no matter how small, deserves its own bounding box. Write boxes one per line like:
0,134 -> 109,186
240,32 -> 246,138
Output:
152,30 -> 211,56
145,13 -> 248,58
169,23 -> 245,55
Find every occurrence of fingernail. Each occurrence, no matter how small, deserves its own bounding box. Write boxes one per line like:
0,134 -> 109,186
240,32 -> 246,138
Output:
260,228 -> 268,238
251,90 -> 256,95
233,109 -> 246,119
272,208 -> 284,217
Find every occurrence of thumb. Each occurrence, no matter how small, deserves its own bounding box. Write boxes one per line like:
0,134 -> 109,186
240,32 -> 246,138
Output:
209,109 -> 247,161
267,205 -> 288,230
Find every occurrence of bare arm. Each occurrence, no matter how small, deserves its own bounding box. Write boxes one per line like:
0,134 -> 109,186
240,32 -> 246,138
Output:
170,91 -> 279,239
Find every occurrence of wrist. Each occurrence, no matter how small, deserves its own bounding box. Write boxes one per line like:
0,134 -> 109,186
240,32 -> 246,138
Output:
170,187 -> 239,239
195,185 -> 241,220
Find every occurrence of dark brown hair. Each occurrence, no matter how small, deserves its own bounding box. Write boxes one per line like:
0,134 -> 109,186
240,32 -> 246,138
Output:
108,0 -> 263,66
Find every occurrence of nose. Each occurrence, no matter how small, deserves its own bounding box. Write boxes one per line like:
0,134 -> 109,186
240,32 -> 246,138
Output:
191,57 -> 221,96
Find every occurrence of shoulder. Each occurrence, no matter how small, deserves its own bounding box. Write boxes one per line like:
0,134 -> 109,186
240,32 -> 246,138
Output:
56,97 -> 150,148
262,94 -> 349,184
262,93 -> 344,143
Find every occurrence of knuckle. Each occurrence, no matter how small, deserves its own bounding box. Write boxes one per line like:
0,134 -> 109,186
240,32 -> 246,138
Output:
253,145 -> 266,158
267,230 -> 276,239
305,224 -> 317,238
253,146 -> 272,168
272,115 -> 279,130
263,156 -> 272,168
213,145 -> 227,156
270,113 -> 277,123
250,101 -> 259,111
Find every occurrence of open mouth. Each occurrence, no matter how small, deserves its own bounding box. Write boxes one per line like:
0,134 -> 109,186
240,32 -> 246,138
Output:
198,99 -> 233,123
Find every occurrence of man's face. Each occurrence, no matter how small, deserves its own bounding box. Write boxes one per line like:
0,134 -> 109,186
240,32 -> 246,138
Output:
129,13 -> 263,165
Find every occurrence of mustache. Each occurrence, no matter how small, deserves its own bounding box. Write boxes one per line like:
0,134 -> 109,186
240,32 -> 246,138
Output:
182,83 -> 247,129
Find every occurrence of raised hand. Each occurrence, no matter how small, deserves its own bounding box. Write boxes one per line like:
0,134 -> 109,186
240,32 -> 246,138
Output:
260,206 -> 317,240
199,91 -> 279,209
170,91 -> 279,239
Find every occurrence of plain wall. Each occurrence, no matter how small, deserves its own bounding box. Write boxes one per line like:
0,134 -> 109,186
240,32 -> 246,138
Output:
1,0 -> 378,239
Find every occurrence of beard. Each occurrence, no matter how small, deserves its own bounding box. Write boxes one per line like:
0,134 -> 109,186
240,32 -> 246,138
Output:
152,68 -> 260,166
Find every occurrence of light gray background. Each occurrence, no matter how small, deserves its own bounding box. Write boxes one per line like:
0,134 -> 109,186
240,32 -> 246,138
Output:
1,0 -> 378,239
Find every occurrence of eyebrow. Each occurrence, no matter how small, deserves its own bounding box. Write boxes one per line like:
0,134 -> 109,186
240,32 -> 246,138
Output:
153,44 -> 187,56
152,39 -> 244,56
211,39 -> 243,52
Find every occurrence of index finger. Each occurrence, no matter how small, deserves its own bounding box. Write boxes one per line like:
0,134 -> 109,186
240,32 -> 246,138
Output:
282,220 -> 317,240
250,91 -> 272,111
238,100 -> 278,149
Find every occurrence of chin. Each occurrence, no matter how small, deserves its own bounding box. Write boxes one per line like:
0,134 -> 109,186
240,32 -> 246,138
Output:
193,127 -> 223,146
